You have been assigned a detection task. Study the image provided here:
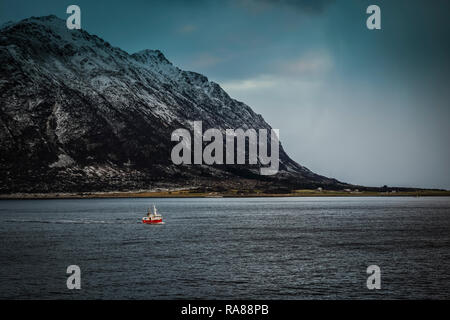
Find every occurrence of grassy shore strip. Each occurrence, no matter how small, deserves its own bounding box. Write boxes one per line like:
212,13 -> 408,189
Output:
1,189 -> 450,200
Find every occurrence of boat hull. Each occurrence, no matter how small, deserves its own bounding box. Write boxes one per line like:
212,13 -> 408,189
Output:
142,218 -> 163,224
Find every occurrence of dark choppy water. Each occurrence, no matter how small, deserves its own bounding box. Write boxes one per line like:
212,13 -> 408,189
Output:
0,197 -> 449,299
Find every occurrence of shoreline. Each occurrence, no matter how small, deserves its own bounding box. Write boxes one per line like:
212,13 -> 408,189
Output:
1,189 -> 450,200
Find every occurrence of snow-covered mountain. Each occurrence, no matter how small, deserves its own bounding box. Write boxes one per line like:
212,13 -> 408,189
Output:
0,15 -> 344,193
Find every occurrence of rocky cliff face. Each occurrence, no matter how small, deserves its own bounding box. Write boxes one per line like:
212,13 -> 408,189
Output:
0,15 -> 344,193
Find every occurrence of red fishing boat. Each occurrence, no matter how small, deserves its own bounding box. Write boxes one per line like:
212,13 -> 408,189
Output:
142,205 -> 163,224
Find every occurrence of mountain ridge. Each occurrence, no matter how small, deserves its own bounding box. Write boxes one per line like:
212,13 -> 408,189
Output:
0,15 -> 347,193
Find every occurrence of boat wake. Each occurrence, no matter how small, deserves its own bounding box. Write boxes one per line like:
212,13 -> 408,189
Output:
5,218 -> 136,225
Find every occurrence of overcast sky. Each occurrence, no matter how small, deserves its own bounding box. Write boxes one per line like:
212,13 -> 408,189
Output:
1,0 -> 449,189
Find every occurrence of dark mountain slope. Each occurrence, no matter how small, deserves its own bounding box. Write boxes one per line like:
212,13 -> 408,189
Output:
0,16 -> 347,193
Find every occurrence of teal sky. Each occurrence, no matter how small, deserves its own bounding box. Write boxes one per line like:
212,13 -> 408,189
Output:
1,0 -> 449,189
